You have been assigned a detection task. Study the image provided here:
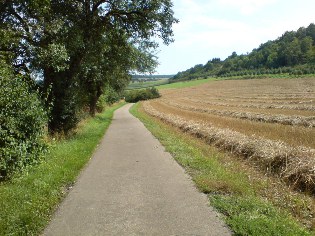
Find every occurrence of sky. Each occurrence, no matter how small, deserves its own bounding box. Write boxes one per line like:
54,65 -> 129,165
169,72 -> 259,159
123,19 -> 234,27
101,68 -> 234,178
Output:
154,0 -> 315,75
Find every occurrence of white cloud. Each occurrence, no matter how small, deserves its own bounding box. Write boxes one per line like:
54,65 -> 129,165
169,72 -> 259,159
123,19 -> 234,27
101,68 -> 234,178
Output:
218,0 -> 278,15
155,0 -> 315,74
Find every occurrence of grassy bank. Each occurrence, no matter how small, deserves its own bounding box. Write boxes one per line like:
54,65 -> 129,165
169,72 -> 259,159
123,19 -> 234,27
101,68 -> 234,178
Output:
0,102 -> 125,236
130,102 -> 313,236
162,74 -> 315,90
158,77 -> 217,89
126,79 -> 169,90
126,74 -> 315,93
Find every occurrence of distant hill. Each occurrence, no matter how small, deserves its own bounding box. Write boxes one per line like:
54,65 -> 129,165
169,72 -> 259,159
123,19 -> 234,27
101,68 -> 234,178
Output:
171,23 -> 315,82
132,74 -> 174,81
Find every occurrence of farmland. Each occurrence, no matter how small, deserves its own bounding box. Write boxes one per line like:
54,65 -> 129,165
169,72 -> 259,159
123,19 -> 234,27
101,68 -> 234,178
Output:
143,78 -> 315,193
126,79 -> 170,90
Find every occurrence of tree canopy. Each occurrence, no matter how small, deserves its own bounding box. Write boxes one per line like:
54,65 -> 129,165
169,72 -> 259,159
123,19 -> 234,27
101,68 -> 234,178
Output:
0,0 -> 178,133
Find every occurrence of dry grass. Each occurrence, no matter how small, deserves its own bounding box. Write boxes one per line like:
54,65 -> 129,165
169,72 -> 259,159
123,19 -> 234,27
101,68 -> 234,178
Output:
171,98 -> 315,117
189,99 -> 315,111
150,100 -> 315,148
163,100 -> 315,127
144,78 -> 315,194
143,102 -> 315,193
161,77 -> 315,111
134,103 -> 315,231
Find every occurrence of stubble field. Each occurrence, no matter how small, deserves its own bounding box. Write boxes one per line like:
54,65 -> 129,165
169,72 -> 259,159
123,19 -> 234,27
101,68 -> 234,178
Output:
143,78 -> 315,193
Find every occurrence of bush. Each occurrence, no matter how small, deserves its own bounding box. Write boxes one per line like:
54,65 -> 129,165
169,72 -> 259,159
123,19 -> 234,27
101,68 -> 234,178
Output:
96,94 -> 107,113
96,87 -> 121,113
0,63 -> 47,179
124,87 -> 161,103
104,87 -> 120,105
48,79 -> 80,134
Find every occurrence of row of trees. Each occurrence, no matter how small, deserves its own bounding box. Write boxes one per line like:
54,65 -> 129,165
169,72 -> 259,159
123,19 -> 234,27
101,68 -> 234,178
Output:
131,74 -> 173,80
0,1 -> 177,178
171,23 -> 315,82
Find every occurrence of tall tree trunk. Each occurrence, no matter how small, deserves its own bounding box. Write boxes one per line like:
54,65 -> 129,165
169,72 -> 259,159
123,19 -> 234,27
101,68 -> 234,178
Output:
89,95 -> 97,117
89,85 -> 102,117
43,68 -> 77,134
43,50 -> 85,134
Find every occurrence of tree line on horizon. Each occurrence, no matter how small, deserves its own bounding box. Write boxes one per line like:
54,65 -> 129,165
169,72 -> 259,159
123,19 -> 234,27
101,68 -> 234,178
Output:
171,23 -> 315,82
131,74 -> 174,80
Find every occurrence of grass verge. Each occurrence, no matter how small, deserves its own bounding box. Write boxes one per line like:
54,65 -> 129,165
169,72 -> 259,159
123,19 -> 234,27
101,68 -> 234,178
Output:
160,74 -> 315,90
126,79 -> 169,90
130,102 -> 313,236
0,102 -> 125,236
157,77 -> 217,89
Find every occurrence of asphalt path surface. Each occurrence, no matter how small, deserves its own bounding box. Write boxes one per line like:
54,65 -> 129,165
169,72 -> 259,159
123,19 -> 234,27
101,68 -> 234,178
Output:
43,103 -> 231,236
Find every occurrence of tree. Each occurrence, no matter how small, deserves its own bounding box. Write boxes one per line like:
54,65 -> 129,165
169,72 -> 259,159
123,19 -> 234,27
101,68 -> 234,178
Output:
300,36 -> 313,63
0,0 -> 178,133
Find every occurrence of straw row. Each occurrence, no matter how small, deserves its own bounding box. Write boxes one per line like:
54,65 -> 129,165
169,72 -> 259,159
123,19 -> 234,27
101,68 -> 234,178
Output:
162,100 -> 315,127
143,101 -> 315,193
184,99 -> 315,111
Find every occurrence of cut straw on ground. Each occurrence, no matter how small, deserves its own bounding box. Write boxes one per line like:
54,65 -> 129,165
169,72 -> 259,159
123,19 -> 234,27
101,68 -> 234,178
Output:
143,102 -> 315,194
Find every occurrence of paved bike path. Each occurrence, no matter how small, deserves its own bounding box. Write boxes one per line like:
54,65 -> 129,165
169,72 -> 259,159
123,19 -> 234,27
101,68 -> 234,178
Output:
43,103 -> 231,235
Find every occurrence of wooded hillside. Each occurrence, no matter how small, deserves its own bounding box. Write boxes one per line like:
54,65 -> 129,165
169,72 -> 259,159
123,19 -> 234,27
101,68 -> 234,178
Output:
172,23 -> 315,81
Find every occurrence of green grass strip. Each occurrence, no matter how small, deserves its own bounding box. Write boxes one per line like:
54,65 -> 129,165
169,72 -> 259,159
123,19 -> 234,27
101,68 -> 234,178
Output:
156,75 -> 315,91
0,102 -> 125,236
130,102 -> 311,236
126,79 -> 170,90
125,77 -> 216,91
157,77 -> 217,89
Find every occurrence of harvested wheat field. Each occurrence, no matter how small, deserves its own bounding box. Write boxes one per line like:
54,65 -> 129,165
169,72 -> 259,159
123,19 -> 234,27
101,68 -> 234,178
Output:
143,78 -> 315,193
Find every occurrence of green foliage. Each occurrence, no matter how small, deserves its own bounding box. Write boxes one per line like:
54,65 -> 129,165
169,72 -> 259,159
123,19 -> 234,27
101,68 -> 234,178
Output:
124,87 -> 161,103
0,62 -> 47,179
158,77 -> 217,89
103,86 -> 121,105
48,78 -> 81,135
37,43 -> 69,72
96,95 -> 107,113
132,74 -> 173,80
0,103 -> 124,236
1,0 -> 178,133
127,79 -> 170,90
211,196 -> 310,236
171,58 -> 223,82
96,87 -> 121,112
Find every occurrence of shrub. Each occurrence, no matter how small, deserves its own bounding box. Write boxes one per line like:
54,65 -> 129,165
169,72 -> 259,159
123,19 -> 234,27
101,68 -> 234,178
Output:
149,87 -> 160,98
96,87 -> 121,113
96,94 -> 107,113
0,63 -> 47,179
48,79 -> 80,134
104,87 -> 120,105
124,87 -> 161,103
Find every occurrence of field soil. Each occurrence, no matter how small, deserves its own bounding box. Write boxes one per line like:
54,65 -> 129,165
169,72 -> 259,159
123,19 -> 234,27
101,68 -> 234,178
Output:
43,104 -> 231,235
